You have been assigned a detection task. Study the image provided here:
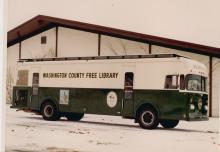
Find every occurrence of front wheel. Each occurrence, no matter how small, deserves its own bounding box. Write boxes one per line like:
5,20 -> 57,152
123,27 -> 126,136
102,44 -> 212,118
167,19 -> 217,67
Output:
66,113 -> 84,121
137,108 -> 159,129
160,119 -> 179,128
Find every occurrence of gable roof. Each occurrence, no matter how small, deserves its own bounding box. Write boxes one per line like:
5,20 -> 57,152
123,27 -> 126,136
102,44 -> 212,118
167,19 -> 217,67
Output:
7,15 -> 220,57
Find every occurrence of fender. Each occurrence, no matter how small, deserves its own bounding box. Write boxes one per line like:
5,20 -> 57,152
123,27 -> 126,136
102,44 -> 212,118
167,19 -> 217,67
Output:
135,101 -> 160,118
39,96 -> 59,112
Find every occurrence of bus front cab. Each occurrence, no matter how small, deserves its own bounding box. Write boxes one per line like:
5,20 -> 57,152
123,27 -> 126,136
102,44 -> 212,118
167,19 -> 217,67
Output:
184,74 -> 208,121
164,74 -> 208,121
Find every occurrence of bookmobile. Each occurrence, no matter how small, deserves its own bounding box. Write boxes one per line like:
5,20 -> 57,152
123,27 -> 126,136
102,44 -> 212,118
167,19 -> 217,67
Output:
11,54 -> 208,129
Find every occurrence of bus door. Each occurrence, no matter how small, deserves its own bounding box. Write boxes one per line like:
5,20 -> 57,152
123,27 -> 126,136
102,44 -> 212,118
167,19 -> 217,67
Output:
30,72 -> 39,110
123,72 -> 134,117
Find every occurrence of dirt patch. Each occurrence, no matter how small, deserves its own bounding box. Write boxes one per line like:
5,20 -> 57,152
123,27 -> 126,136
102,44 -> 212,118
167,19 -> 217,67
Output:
16,124 -> 35,128
68,129 -> 90,134
45,147 -> 81,152
8,147 -> 81,152
7,149 -> 38,152
88,140 -> 119,146
206,130 -> 218,134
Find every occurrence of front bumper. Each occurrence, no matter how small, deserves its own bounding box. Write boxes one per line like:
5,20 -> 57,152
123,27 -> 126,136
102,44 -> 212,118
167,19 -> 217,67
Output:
187,116 -> 209,121
187,112 -> 209,121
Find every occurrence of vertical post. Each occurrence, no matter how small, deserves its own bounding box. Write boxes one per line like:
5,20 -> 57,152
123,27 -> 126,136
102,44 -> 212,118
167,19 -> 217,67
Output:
98,34 -> 101,56
149,44 -> 152,54
55,26 -> 58,57
17,32 -> 21,59
19,41 -> 21,59
209,56 -> 212,117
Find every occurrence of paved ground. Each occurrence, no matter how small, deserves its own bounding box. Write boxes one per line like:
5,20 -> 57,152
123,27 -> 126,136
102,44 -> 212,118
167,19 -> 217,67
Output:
5,104 -> 219,152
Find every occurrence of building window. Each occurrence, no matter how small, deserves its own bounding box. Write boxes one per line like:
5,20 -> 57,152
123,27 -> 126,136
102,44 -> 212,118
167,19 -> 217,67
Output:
41,36 -> 47,44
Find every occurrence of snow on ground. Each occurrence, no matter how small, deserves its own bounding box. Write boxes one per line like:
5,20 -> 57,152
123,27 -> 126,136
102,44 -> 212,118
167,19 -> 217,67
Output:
5,104 -> 219,152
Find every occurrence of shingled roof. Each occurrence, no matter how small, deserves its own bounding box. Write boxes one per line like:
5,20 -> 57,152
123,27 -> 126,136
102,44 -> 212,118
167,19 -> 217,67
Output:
7,15 -> 220,57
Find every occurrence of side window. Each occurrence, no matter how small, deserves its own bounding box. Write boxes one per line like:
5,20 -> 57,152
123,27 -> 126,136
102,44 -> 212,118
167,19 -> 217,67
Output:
124,72 -> 134,99
125,73 -> 133,88
164,75 -> 178,89
32,73 -> 39,95
16,70 -> 29,86
33,73 -> 39,85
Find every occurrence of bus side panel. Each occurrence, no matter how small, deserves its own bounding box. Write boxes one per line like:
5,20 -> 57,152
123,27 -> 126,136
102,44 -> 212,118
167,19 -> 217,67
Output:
85,89 -> 123,116
38,87 -> 123,116
134,90 -> 187,120
134,90 -> 160,117
38,87 -> 85,113
38,87 -> 60,111
157,90 -> 187,120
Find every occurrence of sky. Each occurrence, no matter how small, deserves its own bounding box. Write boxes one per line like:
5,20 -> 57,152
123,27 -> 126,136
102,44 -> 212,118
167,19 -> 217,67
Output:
7,0 -> 220,48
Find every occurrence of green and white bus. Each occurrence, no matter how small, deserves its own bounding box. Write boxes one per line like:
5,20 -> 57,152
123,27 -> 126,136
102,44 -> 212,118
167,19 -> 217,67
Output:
11,54 -> 208,129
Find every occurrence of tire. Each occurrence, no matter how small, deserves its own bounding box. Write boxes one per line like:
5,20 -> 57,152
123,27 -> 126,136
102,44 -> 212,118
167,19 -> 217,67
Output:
137,108 -> 159,129
66,113 -> 84,121
41,102 -> 60,121
160,119 -> 179,128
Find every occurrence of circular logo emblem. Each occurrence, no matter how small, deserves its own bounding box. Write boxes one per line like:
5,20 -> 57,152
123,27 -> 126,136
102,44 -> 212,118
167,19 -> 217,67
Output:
106,91 -> 117,108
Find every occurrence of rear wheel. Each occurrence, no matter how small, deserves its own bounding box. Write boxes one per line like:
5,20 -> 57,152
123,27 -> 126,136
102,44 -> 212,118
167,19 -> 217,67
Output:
66,113 -> 84,121
160,119 -> 179,128
41,102 -> 60,121
137,108 -> 159,129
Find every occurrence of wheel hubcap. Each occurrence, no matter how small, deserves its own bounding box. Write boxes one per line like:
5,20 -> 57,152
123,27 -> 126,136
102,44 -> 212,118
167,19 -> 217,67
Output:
141,111 -> 154,126
44,105 -> 54,117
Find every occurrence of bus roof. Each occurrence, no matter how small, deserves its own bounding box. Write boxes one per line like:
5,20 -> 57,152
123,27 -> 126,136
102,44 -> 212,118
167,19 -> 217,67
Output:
19,54 -> 187,62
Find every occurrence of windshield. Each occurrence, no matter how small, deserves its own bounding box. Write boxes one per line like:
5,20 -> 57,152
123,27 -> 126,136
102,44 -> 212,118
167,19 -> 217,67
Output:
186,74 -> 207,92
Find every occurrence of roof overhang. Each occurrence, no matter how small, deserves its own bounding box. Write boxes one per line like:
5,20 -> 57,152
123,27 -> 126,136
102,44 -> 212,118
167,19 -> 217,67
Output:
7,15 -> 220,57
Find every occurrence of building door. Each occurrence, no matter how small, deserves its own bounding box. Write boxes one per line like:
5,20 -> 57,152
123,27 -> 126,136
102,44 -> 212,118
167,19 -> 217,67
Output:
122,72 -> 134,117
30,72 -> 39,110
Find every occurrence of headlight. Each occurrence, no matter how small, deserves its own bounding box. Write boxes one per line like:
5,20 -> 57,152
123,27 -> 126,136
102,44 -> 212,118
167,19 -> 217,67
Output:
204,105 -> 208,111
190,104 -> 195,110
